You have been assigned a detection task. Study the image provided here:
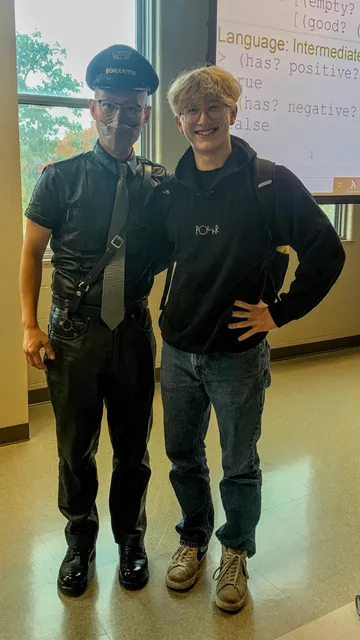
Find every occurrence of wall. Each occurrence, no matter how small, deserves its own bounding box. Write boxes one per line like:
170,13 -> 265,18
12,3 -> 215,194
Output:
27,0 -> 360,392
152,0 -> 211,168
0,0 -> 29,432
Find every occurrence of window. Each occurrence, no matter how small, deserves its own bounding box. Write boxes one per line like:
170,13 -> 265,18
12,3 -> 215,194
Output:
15,0 -> 136,225
320,204 -> 353,241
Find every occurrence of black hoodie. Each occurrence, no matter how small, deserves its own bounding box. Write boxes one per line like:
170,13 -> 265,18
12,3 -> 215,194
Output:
149,136 -> 345,354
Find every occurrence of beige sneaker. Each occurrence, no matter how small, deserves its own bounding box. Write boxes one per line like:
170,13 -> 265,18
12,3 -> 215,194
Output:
166,545 -> 207,591
214,546 -> 249,612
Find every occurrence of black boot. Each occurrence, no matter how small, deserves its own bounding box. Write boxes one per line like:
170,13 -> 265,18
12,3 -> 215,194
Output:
57,546 -> 96,597
119,545 -> 149,590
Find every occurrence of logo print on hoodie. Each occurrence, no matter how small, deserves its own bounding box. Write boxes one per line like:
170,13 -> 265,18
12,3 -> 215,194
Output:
196,225 -> 220,236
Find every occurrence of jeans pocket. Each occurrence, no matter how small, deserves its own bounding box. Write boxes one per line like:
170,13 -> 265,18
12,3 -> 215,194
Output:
262,340 -> 271,388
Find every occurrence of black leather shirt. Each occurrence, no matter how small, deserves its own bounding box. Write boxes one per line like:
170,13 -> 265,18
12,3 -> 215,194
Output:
25,142 -> 170,307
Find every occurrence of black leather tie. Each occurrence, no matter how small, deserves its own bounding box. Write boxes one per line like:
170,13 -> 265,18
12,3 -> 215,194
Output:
101,164 -> 129,330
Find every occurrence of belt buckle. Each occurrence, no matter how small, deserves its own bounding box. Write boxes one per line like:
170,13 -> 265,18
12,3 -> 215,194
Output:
111,235 -> 124,249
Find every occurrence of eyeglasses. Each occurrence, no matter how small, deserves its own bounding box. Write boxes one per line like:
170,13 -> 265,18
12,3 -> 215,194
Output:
180,104 -> 229,124
96,99 -> 145,119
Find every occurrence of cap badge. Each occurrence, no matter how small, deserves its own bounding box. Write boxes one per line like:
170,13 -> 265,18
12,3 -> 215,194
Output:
112,49 -> 132,60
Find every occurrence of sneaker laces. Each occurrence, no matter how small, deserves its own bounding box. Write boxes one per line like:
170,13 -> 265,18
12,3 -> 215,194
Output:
213,550 -> 248,586
171,545 -> 198,569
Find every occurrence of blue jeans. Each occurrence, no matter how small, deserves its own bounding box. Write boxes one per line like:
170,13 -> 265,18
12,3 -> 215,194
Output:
161,340 -> 271,558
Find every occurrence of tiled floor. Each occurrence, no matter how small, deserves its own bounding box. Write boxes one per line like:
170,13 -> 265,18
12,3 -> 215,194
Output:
276,603 -> 360,639
1,348 -> 360,639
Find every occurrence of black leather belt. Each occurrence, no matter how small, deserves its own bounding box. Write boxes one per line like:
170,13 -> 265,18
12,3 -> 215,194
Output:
52,295 -> 148,319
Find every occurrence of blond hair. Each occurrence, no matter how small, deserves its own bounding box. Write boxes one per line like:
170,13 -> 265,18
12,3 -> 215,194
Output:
167,66 -> 241,115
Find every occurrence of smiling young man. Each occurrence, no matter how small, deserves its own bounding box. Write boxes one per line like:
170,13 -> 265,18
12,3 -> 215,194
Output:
152,66 -> 345,612
20,45 -> 171,597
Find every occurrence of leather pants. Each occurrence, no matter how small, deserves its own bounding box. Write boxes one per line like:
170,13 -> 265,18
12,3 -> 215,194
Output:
45,300 -> 155,550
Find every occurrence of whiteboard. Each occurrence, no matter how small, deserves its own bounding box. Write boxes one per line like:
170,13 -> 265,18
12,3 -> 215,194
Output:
211,0 -> 360,198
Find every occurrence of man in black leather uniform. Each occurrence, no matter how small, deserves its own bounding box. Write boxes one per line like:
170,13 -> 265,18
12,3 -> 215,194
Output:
19,45 -> 170,597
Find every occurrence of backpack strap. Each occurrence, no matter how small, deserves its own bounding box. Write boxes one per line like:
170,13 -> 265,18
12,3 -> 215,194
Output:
254,157 -> 290,303
253,157 -> 282,303
253,157 -> 276,240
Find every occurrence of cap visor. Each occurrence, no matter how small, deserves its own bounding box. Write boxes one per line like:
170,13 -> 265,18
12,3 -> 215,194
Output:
94,75 -> 149,92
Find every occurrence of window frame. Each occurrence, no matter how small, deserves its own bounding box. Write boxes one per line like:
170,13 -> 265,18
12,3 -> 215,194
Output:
334,204 -> 353,241
320,203 -> 353,242
18,96 -> 98,263
18,94 -> 89,109
17,0 -> 148,150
